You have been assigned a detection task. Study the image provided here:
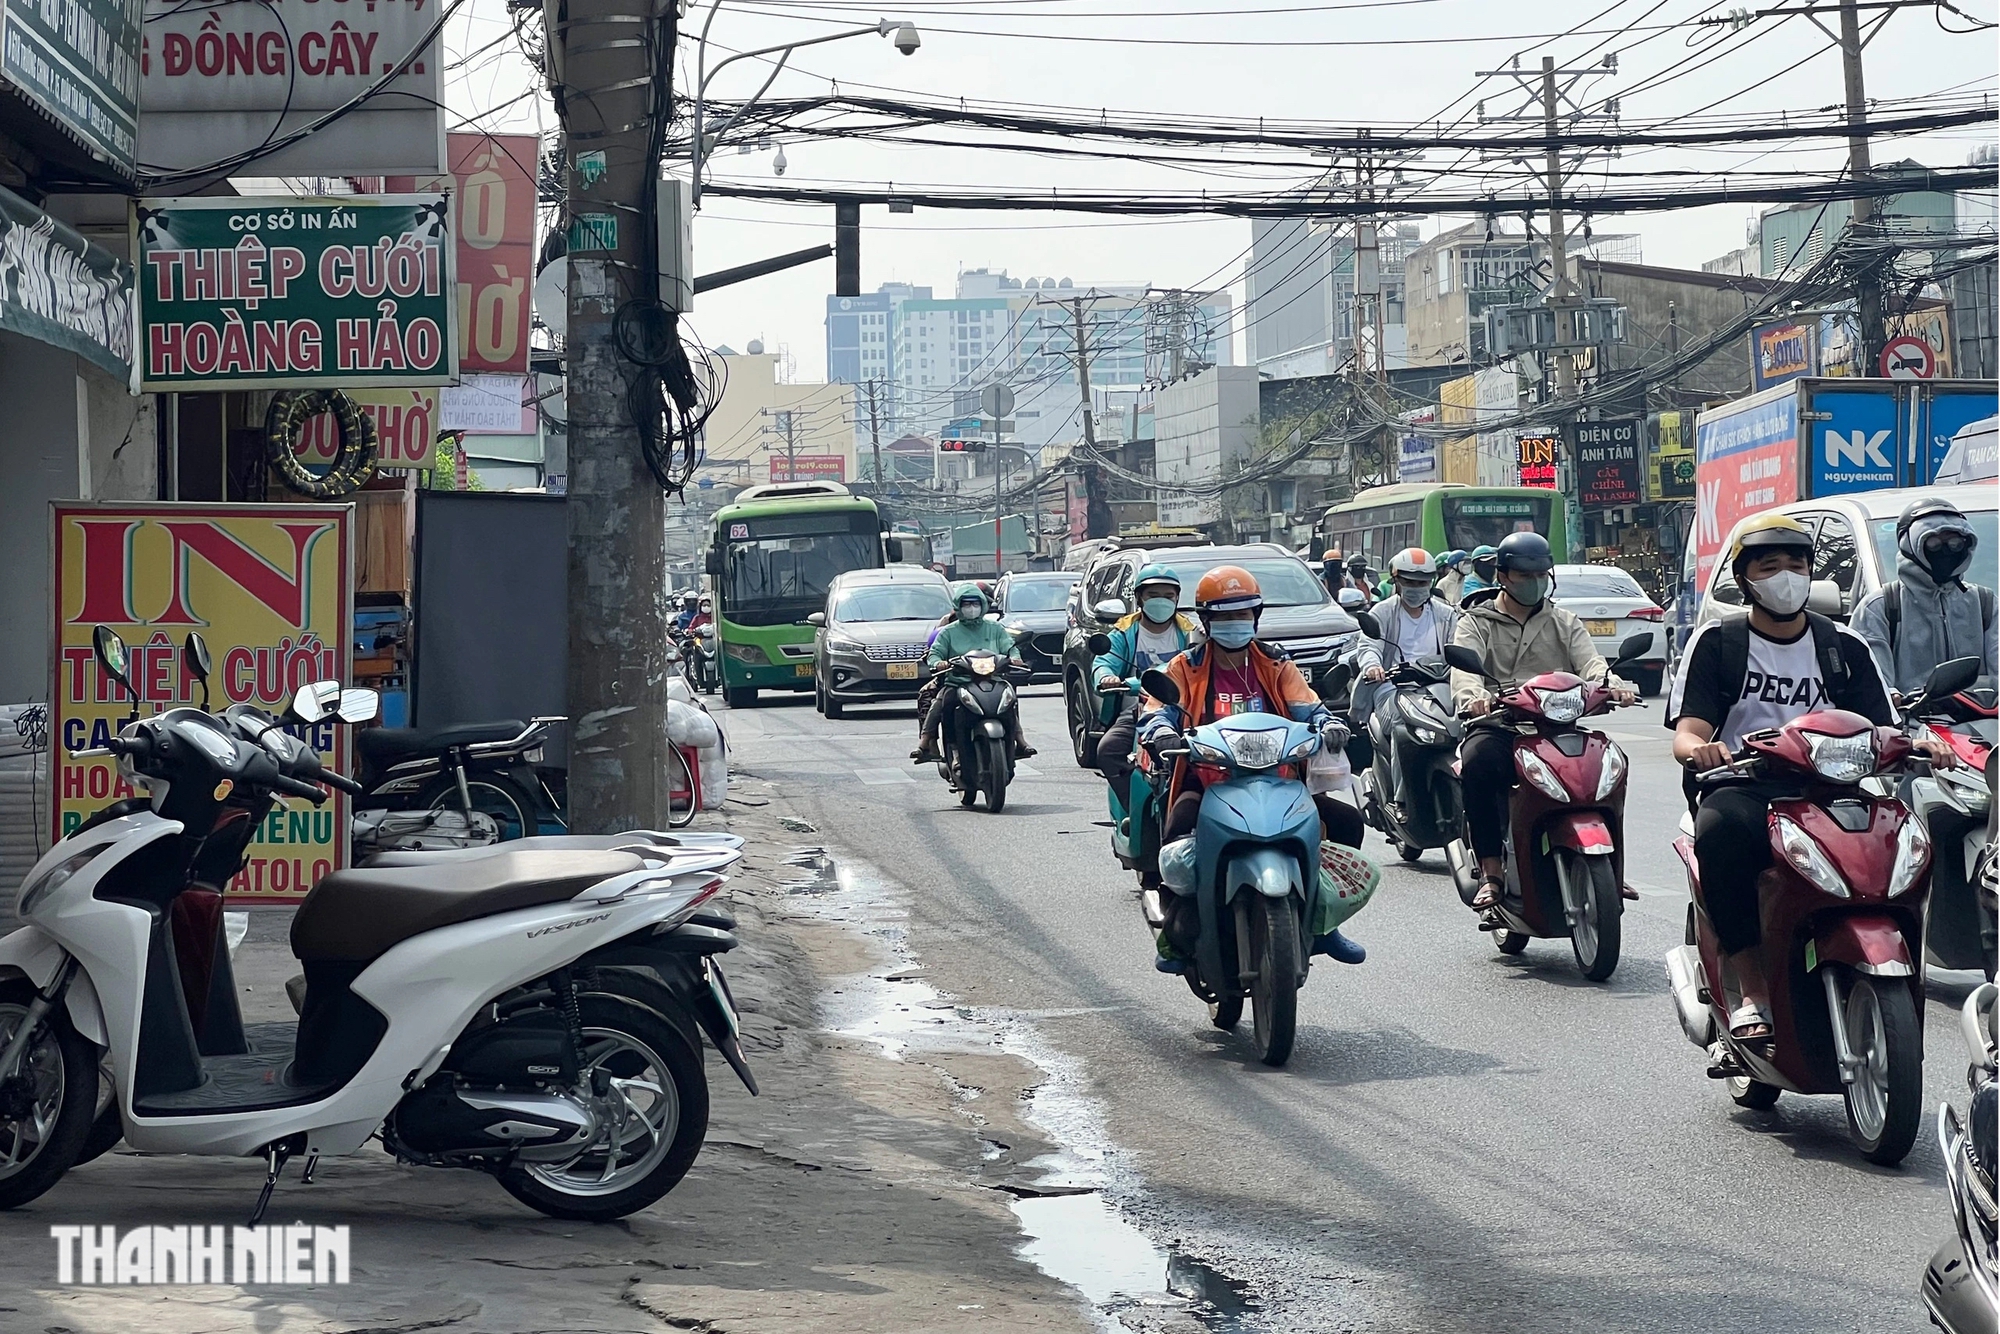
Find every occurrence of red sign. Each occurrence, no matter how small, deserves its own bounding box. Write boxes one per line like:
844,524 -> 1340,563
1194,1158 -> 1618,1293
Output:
770,454 -> 845,482
390,133 -> 537,374
1516,432 -> 1560,489
1880,335 -> 1935,380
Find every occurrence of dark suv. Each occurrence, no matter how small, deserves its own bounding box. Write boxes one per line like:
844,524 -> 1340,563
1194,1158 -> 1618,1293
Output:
994,570 -> 1081,684
1059,542 -> 1359,766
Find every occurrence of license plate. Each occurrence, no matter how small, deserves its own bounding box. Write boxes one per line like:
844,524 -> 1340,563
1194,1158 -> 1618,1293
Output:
1586,619 -> 1617,637
795,663 -> 813,678
886,662 -> 918,680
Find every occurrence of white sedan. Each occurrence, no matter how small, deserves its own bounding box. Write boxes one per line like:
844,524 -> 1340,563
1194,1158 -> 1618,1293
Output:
1551,564 -> 1669,697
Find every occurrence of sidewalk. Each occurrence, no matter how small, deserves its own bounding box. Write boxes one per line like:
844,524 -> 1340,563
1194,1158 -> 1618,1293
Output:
0,775 -> 1095,1333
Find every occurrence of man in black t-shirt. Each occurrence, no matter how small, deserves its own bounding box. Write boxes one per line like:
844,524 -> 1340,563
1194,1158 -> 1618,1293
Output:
1666,513 -> 1945,1045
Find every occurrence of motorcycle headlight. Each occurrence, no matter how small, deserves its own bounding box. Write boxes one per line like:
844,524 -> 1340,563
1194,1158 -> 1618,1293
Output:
1805,730 -> 1876,784
1187,736 -> 1230,765
1285,732 -> 1324,760
18,845 -> 108,920
969,656 -> 998,676
1536,685 -> 1585,724
1595,742 -> 1628,801
1774,814 -> 1851,898
1886,812 -> 1931,898
1516,749 -> 1569,802
1219,727 -> 1285,770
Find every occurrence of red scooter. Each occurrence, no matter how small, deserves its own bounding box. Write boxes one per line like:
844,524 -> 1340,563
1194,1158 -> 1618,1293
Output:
1664,656 -> 1982,1165
1447,635 -> 1651,982
1909,674 -> 1996,977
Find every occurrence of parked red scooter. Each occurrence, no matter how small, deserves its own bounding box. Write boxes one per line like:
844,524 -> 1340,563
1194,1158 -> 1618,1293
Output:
1664,656 -> 1982,1166
1447,635 -> 1652,982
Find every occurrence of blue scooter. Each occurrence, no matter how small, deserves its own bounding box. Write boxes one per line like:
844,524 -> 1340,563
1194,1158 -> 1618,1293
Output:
1085,633 -> 1167,886
1144,669 -> 1333,1067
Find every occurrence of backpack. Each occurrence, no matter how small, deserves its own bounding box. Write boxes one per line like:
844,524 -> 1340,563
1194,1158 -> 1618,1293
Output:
1703,611 -> 1855,710
1881,580 -> 1996,652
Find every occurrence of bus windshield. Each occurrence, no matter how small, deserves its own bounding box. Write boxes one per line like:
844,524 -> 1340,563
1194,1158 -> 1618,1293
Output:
1442,494 -> 1552,550
723,531 -> 879,626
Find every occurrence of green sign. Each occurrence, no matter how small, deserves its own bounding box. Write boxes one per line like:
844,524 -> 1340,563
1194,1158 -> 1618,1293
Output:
0,182 -> 132,381
134,195 -> 457,393
1454,499 -> 1535,517
0,0 -> 139,173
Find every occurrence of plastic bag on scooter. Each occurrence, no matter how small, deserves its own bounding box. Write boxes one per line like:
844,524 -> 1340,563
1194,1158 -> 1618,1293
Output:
1158,836 -> 1199,893
1306,744 -> 1351,795
1311,840 -> 1382,936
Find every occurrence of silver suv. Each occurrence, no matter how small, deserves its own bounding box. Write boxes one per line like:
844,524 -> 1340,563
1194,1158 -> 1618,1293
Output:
809,566 -> 953,719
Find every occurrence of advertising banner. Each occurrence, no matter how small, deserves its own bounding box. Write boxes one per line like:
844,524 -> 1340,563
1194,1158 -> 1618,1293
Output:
1571,419 -> 1642,509
297,387 -> 440,470
1648,410 -> 1695,502
1919,385 -> 1997,485
137,0 -> 444,176
1809,388 -> 1898,495
51,503 -> 352,901
441,372 -> 532,433
1515,432 -> 1560,489
1,0 -> 139,173
1751,320 -> 1814,391
1397,432 -> 1438,483
1694,388 -> 1796,586
389,132 -> 537,375
134,194 -> 457,392
769,454 -> 845,482
0,182 -> 133,380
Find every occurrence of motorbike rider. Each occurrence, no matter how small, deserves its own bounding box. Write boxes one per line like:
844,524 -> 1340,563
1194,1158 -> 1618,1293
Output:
1667,513 -> 1940,1044
1451,532 -> 1639,912
1853,496 -> 1996,702
1459,545 -> 1500,601
913,583 -> 1036,763
673,592 -> 700,634
1437,550 -> 1469,605
687,596 -> 714,635
1138,566 -> 1367,966
1320,551 -> 1347,600
1094,564 -> 1199,793
1343,552 -> 1376,604
1355,549 -> 1460,823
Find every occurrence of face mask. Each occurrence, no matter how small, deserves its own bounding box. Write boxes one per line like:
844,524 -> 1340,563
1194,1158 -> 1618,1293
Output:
1746,570 -> 1810,617
1923,535 -> 1974,583
957,604 -> 982,623
1207,619 -> 1256,649
1473,560 -> 1496,580
1507,575 -> 1550,607
1397,582 -> 1431,609
1142,597 -> 1178,624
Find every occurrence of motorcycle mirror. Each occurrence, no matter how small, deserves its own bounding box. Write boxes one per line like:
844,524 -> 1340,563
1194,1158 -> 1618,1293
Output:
288,679 -> 341,724
336,687 -> 380,724
181,632 -> 213,709
1443,645 -> 1487,677
1086,632 -> 1111,655
1920,656 -> 1982,708
1354,610 -> 1384,641
92,625 -> 140,715
1139,667 -> 1180,707
806,612 -> 826,627
1093,598 -> 1127,623
1614,632 -> 1654,665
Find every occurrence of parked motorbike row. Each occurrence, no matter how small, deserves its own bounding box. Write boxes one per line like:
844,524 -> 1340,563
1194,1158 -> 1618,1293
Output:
0,628 -> 755,1224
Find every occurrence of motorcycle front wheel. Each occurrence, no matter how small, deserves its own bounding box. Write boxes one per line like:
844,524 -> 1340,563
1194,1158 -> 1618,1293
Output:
1249,897 -> 1299,1067
0,983 -> 96,1210
1840,973 -> 1922,1165
980,736 -> 1009,813
1558,850 -> 1622,982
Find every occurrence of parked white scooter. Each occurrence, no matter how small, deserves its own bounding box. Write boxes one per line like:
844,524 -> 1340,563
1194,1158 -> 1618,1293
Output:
0,628 -> 751,1223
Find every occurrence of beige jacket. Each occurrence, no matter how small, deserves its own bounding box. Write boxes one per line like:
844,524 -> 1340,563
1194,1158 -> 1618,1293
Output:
1449,595 -> 1625,713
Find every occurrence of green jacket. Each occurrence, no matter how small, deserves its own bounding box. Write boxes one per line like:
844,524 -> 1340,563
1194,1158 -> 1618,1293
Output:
927,615 -> 1020,670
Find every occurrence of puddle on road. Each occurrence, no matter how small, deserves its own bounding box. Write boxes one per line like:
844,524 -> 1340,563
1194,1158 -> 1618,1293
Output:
779,846 -> 1259,1331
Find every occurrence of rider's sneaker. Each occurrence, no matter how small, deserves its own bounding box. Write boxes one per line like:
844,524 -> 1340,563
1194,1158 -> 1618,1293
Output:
1154,954 -> 1191,975
1312,929 -> 1366,965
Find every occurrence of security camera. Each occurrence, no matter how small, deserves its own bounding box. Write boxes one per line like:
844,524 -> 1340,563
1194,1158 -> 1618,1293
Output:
772,146 -> 788,177
893,21 -> 921,54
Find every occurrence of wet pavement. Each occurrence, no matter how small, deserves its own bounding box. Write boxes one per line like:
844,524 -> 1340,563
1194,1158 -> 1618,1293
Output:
725,686 -> 1982,1334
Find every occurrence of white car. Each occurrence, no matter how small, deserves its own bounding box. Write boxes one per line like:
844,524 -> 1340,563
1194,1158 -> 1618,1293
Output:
1550,564 -> 1669,697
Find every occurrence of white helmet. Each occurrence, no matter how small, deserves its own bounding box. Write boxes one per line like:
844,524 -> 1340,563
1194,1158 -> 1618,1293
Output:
1388,547 -> 1439,581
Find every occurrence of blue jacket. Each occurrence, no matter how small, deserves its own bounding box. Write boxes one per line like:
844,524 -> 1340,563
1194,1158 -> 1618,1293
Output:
1090,611 -> 1199,685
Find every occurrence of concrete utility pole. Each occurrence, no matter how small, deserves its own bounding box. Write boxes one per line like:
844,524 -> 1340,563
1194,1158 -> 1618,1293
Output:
1836,0 -> 1884,371
558,0 -> 675,833
1539,57 -> 1577,402
864,379 -> 885,485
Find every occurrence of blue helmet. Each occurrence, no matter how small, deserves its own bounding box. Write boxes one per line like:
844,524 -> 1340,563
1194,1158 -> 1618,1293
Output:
1444,548 -> 1467,569
1470,544 -> 1498,563
1133,562 -> 1181,596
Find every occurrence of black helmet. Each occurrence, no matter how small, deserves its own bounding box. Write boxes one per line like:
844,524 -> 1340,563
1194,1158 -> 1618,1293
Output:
1494,531 -> 1553,575
1897,495 -> 1965,541
1897,495 -> 1976,581
1345,552 -> 1369,571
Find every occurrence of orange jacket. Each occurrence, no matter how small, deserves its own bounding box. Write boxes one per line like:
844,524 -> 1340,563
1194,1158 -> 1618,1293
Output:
1141,642 -> 1327,804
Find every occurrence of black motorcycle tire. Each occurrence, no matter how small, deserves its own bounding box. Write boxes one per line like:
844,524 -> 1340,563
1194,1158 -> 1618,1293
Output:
1561,851 -> 1622,983
1841,973 -> 1923,1166
1493,927 -> 1530,955
1249,897 -> 1299,1067
0,983 -> 96,1210
980,736 -> 1008,813
1728,1076 -> 1781,1109
1067,678 -> 1099,768
1207,994 -> 1243,1030
417,770 -> 539,843
1398,841 -> 1423,863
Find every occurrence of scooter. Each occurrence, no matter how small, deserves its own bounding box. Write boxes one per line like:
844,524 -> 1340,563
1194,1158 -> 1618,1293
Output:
1662,656 -> 1981,1165
1923,982 -> 1997,1334
1143,669 -> 1342,1068
932,650 -> 1027,813
352,712 -> 566,854
1352,610 -> 1465,864
687,625 -> 720,695
1446,635 -> 1651,981
1908,676 -> 1997,978
0,627 -> 753,1221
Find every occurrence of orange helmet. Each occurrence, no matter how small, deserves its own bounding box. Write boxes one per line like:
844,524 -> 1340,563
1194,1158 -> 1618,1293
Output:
1194,565 -> 1263,613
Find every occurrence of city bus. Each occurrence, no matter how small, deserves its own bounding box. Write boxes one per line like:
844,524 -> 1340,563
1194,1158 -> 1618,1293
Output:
706,482 -> 898,707
1318,483 -> 1569,571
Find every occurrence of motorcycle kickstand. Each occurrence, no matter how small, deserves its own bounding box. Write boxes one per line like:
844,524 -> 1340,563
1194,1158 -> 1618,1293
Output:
249,1140 -> 295,1226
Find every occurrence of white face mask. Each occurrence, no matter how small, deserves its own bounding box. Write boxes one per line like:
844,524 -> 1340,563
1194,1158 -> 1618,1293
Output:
1747,569 -> 1810,617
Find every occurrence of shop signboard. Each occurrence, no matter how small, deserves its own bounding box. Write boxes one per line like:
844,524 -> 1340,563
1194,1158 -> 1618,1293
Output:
441,372 -> 532,433
1648,410 -> 1695,501
137,0 -> 444,176
389,132 -> 537,374
1,0 -> 139,174
1515,432 -> 1560,489
134,194 -> 457,393
1397,432 -> 1438,483
0,182 -> 133,381
296,387 -> 440,470
1570,418 -> 1642,509
51,502 -> 352,901
769,454 -> 845,482
1751,320 -> 1814,391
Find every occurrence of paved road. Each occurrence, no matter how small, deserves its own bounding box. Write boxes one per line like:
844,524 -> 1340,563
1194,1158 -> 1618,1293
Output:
722,684 -> 1975,1333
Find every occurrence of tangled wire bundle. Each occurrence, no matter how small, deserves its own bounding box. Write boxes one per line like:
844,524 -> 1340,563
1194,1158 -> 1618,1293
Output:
265,390 -> 379,498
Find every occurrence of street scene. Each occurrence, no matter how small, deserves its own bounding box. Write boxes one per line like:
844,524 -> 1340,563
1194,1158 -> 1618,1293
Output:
0,0 -> 1993,1331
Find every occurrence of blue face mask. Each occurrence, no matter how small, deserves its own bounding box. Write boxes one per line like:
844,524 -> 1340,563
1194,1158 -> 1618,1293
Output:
957,604 -> 983,623
1207,618 -> 1256,649
1142,597 -> 1178,624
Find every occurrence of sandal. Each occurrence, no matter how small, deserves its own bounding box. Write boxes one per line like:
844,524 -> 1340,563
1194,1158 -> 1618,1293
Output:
1472,875 -> 1505,911
1728,1000 -> 1774,1045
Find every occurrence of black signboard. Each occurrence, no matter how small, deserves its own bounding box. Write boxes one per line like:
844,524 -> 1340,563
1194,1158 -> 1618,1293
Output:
1571,419 -> 1643,509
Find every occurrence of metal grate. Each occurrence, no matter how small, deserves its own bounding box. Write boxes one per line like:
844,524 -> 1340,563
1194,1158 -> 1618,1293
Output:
863,643 -> 928,662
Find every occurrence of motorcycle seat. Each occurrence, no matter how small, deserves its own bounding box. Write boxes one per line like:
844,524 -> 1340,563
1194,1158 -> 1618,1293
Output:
356,719 -> 528,762
292,849 -> 643,963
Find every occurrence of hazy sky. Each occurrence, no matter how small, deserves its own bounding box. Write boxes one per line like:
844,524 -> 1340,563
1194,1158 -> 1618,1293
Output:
445,0 -> 1997,382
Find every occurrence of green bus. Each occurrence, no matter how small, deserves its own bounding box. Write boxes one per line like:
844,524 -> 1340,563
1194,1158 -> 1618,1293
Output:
1319,483 -> 1569,568
706,482 -> 897,707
